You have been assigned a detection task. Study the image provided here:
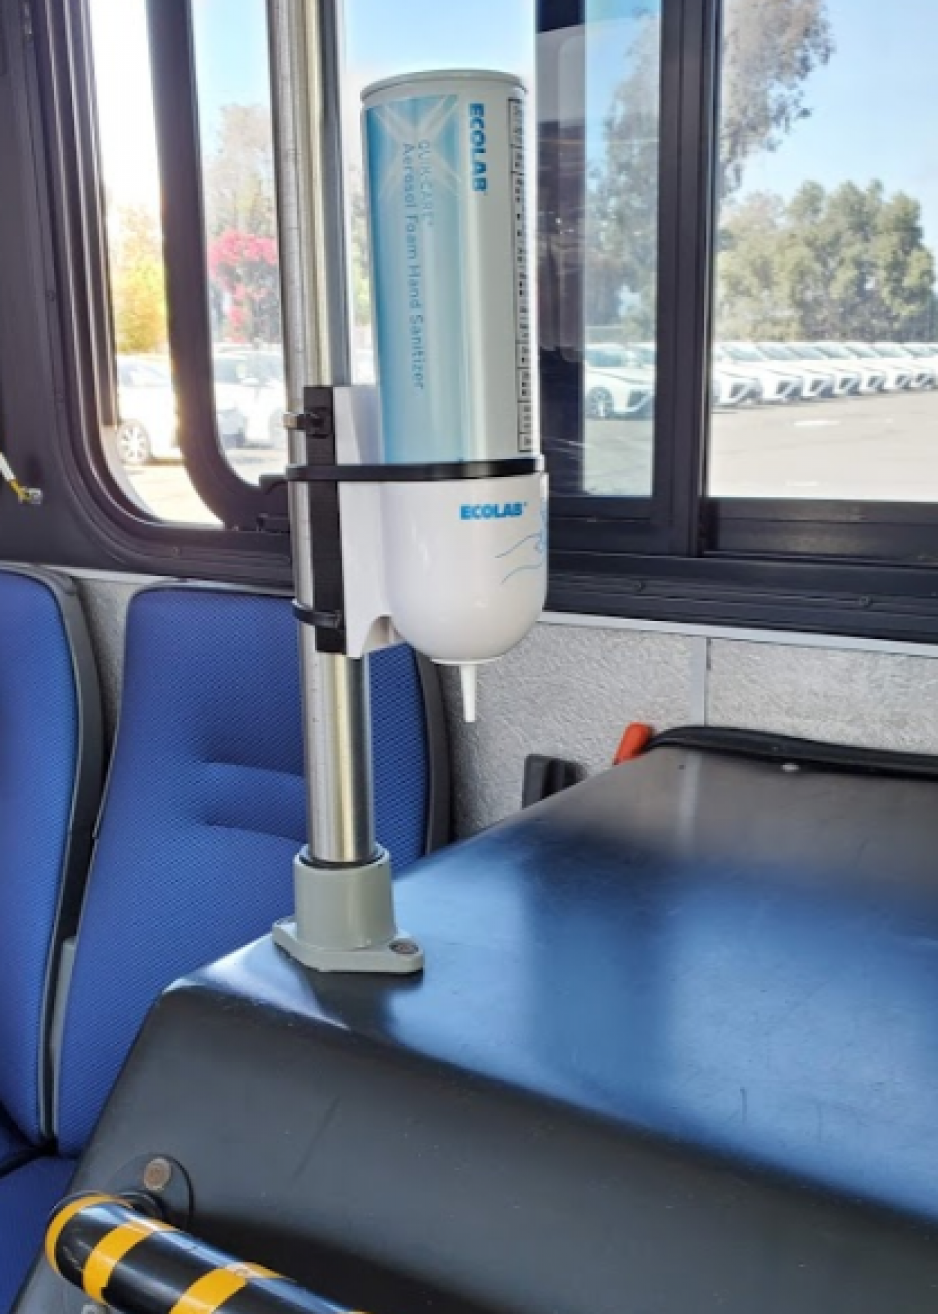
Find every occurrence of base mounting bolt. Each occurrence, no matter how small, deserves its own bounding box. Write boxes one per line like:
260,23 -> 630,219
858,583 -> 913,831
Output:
142,1157 -> 173,1192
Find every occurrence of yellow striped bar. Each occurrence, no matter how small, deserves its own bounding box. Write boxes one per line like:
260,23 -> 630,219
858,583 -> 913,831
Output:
46,1194 -> 365,1314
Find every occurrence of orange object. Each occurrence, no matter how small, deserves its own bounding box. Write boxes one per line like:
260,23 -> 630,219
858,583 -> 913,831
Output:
614,722 -> 653,765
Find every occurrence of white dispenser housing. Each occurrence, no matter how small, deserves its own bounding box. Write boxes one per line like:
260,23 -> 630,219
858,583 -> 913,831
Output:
350,68 -> 547,716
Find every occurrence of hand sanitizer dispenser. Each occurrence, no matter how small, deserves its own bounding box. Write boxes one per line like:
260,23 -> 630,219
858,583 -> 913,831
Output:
274,69 -> 546,975
362,70 -> 546,720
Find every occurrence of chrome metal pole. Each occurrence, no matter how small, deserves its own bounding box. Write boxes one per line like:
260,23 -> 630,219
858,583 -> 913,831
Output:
270,0 -> 376,866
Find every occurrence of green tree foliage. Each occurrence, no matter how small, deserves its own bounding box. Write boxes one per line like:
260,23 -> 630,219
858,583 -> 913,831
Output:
586,0 -> 833,333
110,205 -> 168,354
719,0 -> 835,196
717,182 -> 937,340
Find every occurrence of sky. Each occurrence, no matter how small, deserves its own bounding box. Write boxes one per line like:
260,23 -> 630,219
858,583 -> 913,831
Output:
732,0 -> 938,258
88,0 -> 938,273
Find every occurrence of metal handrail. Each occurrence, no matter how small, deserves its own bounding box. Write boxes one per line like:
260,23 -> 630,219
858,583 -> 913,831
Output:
46,1194 -> 362,1314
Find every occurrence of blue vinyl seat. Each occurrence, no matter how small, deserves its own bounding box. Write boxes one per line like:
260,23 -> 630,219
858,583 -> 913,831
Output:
0,567 -> 102,1307
0,584 -> 445,1310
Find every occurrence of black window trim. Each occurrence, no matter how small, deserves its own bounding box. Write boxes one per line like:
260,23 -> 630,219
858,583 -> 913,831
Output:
20,0 -> 293,584
539,0 -> 938,644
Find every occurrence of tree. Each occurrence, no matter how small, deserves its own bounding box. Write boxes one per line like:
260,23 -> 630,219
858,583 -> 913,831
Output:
109,205 -> 168,354
202,104 -> 282,343
714,192 -> 793,339
585,0 -> 833,333
203,104 -> 277,239
207,230 -> 280,344
585,12 -> 661,336
347,167 -> 372,330
720,0 -> 834,196
715,181 -> 937,341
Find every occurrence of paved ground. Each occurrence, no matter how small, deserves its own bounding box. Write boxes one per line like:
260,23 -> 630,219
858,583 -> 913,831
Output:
125,389 -> 938,522
585,389 -> 938,501
124,443 -> 286,524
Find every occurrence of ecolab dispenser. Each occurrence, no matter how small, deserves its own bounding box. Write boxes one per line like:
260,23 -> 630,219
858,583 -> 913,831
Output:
274,69 -> 546,975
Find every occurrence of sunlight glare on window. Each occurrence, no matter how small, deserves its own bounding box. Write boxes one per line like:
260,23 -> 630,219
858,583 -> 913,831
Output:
88,0 -> 216,523
192,0 -> 286,487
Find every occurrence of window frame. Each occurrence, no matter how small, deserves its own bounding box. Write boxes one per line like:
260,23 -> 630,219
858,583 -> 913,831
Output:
540,0 -> 938,644
18,0 -> 293,583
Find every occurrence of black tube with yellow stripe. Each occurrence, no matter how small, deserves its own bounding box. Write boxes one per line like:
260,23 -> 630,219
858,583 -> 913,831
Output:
46,1194 -> 359,1314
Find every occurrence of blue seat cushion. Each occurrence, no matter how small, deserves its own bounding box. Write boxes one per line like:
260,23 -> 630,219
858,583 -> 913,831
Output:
0,572 -> 81,1142
57,589 -> 431,1154
0,1156 -> 74,1312
0,1116 -> 30,1176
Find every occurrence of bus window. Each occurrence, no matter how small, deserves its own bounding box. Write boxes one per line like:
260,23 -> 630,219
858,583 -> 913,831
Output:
88,0 -> 215,524
709,0 -> 938,502
580,2 -> 661,496
88,0 -> 286,523
191,0 -> 286,488
343,0 -> 536,388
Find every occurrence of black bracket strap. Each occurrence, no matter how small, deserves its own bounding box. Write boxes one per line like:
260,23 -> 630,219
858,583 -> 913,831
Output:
292,601 -> 342,631
288,387 -> 346,654
284,456 -> 544,484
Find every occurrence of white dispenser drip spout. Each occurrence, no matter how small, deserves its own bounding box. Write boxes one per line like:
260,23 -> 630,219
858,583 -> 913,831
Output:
459,663 -> 478,723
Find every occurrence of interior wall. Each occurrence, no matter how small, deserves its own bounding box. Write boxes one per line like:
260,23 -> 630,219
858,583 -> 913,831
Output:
74,575 -> 938,840
441,619 -> 938,836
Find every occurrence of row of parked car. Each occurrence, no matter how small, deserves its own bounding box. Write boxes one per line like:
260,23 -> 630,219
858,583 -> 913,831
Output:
113,349 -> 288,466
114,346 -> 381,467
114,337 -> 935,466
584,341 -> 938,420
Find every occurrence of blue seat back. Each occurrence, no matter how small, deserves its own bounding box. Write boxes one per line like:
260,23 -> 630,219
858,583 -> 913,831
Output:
0,568 -> 101,1144
56,586 -> 434,1153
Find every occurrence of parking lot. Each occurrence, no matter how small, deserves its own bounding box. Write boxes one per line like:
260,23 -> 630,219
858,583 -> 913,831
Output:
125,444 -> 286,524
585,389 -> 938,501
125,389 -> 938,523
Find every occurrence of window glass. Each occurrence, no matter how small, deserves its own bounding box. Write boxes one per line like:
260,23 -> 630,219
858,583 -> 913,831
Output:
538,0 -> 661,498
581,0 -> 660,496
191,0 -> 286,486
343,0 -> 535,386
88,0 -> 215,523
710,0 -> 938,501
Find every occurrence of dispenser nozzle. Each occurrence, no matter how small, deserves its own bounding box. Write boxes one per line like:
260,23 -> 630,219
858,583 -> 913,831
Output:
459,663 -> 478,723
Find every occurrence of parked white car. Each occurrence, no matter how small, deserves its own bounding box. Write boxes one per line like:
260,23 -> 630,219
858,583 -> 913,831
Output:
742,343 -> 837,400
115,358 -> 180,465
812,342 -> 886,394
872,343 -> 936,390
713,368 -> 760,407
840,343 -> 912,391
115,356 -> 246,466
213,350 -> 287,447
713,344 -> 802,403
777,343 -> 862,398
903,343 -> 938,379
584,344 -> 654,419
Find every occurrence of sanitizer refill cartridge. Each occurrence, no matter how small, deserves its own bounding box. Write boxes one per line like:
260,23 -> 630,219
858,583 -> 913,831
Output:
362,70 -> 547,721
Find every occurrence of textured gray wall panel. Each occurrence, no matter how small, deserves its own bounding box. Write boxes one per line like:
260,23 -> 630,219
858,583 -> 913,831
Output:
442,623 -> 697,835
708,640 -> 938,753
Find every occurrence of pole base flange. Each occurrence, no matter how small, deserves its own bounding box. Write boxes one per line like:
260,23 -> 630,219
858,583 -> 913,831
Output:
272,847 -> 424,975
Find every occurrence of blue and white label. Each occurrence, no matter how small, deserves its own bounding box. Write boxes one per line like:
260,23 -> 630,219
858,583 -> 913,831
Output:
366,95 -> 468,464
363,75 -> 535,466
468,102 -> 488,191
459,501 -> 526,520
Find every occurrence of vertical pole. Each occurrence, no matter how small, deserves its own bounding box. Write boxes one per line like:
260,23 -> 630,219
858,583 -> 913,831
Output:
270,0 -> 376,867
